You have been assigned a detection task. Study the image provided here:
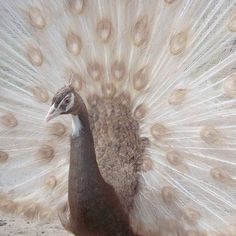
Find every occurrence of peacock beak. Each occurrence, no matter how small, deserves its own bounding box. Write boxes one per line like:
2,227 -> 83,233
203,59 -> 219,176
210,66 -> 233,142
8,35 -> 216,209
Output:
45,104 -> 60,122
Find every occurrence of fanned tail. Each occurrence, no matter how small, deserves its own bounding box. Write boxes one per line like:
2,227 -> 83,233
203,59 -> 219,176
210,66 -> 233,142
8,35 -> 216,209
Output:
0,0 -> 236,235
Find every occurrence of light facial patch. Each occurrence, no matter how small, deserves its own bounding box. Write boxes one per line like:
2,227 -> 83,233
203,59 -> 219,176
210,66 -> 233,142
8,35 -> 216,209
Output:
45,93 -> 74,122
55,93 -> 74,113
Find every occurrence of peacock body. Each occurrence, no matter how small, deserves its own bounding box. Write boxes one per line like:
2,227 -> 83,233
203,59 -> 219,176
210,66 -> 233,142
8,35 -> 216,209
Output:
0,0 -> 236,235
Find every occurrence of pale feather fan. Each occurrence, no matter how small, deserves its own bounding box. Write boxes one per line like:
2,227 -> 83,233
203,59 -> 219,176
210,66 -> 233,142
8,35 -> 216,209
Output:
0,0 -> 236,235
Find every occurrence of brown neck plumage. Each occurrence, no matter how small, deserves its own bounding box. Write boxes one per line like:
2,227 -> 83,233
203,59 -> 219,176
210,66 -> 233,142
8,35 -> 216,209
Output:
68,94 -> 103,231
72,94 -> 90,130
67,93 -> 135,236
69,93 -> 99,170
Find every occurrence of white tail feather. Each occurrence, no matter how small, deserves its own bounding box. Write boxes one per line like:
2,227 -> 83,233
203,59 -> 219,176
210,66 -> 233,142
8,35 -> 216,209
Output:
0,0 -> 236,235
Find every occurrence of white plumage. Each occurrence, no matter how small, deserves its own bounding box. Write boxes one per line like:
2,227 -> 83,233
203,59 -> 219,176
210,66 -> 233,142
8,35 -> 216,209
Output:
71,115 -> 82,137
0,0 -> 236,235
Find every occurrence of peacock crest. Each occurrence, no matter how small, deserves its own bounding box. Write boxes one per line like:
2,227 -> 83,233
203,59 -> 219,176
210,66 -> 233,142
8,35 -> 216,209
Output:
0,0 -> 236,235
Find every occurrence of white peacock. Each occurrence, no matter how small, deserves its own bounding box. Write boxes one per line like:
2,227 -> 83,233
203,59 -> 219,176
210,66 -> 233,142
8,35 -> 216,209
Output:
0,0 -> 236,235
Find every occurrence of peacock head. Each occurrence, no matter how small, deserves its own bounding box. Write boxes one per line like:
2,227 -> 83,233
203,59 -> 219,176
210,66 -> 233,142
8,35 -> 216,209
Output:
45,85 -> 77,122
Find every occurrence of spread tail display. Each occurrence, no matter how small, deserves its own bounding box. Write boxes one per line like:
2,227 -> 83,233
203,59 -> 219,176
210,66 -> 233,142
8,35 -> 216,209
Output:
0,0 -> 236,235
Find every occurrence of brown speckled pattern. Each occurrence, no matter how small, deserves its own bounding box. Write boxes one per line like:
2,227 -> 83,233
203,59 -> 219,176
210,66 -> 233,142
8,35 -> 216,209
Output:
88,94 -> 149,213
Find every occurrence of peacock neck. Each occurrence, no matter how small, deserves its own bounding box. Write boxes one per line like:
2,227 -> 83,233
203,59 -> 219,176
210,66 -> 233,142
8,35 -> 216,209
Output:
69,99 -> 99,172
68,97 -> 104,228
71,96 -> 91,137
69,95 -> 102,190
70,116 -> 100,176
